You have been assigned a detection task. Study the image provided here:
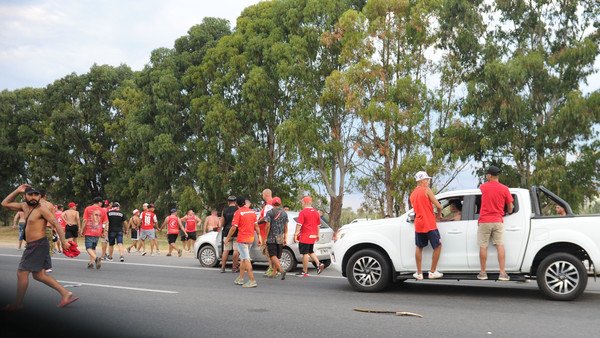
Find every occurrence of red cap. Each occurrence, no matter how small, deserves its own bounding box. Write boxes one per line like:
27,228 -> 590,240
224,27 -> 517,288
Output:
68,202 -> 77,208
302,196 -> 312,204
62,241 -> 80,258
271,197 -> 282,206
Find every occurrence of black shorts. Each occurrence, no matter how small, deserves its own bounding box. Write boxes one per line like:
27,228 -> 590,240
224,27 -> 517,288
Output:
131,229 -> 138,240
415,229 -> 441,249
267,243 -> 283,258
18,237 -> 52,272
299,243 -> 314,255
167,234 -> 178,244
65,224 -> 79,239
186,231 -> 197,241
179,229 -> 187,240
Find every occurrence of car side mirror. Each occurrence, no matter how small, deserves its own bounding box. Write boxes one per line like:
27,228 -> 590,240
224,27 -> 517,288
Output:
407,212 -> 415,223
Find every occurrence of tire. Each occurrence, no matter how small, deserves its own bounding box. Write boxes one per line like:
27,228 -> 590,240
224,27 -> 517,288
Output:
536,253 -> 587,301
346,249 -> 391,292
280,247 -> 297,272
198,245 -> 219,267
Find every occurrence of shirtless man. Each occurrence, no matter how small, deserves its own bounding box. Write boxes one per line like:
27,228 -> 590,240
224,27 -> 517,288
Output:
1,184 -> 78,310
13,210 -> 25,250
62,202 -> 81,244
127,209 -> 141,253
258,189 -> 274,276
203,210 -> 220,234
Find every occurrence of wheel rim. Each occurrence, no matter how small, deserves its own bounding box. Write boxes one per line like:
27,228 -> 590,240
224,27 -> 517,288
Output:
352,256 -> 382,287
280,250 -> 292,271
200,247 -> 216,266
544,260 -> 580,295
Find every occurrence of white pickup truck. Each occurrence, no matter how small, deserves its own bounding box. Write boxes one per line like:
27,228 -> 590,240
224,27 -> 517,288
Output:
331,186 -> 600,300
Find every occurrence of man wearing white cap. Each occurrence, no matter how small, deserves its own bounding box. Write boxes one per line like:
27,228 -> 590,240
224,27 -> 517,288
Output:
127,209 -> 141,253
409,171 -> 443,280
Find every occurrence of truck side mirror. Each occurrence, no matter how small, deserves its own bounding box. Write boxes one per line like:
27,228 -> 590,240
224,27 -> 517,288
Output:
407,212 -> 415,223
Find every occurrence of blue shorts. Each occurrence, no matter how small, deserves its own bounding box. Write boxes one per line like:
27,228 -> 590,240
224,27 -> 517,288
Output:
237,242 -> 251,260
18,222 -> 25,241
85,236 -> 99,250
108,231 -> 123,245
415,229 -> 441,249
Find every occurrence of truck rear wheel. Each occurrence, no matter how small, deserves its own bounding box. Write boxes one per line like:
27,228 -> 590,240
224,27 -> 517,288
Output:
536,253 -> 587,301
346,249 -> 391,292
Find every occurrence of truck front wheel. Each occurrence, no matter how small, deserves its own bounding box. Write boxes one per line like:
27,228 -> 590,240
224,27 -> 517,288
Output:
536,253 -> 587,301
346,249 -> 391,292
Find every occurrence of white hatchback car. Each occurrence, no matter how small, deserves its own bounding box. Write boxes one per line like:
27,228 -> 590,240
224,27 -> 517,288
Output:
194,211 -> 333,272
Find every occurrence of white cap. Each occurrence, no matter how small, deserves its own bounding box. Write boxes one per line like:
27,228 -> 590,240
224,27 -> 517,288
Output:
415,171 -> 432,182
143,203 -> 148,207
133,209 -> 139,215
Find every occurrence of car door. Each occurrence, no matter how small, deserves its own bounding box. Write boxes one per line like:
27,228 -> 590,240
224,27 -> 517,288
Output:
467,193 -> 527,271
401,196 -> 470,271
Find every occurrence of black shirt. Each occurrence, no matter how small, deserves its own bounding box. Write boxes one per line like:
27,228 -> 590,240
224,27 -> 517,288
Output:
107,210 -> 127,233
222,205 -> 238,238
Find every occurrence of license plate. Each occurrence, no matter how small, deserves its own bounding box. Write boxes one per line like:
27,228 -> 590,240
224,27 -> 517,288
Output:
319,249 -> 329,255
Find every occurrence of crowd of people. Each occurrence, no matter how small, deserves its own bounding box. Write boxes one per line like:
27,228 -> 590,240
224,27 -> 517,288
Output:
2,184 -> 327,309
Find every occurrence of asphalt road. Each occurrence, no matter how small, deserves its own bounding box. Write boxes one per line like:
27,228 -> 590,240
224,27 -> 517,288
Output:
1,245 -> 599,337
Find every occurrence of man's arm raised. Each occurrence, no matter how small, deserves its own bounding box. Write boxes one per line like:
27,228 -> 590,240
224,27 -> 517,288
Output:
1,184 -> 28,211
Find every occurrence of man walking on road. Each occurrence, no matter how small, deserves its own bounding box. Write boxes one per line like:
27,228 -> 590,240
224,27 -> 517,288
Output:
13,210 -> 25,250
224,197 -> 261,288
478,165 -> 514,281
140,204 -> 159,256
107,202 -> 127,262
161,209 -> 187,257
294,196 -> 326,277
81,197 -> 108,269
257,188 -> 274,276
127,209 -> 141,253
181,210 -> 201,253
409,171 -> 444,281
220,196 -> 239,273
1,184 -> 78,310
62,202 -> 81,244
264,197 -> 288,280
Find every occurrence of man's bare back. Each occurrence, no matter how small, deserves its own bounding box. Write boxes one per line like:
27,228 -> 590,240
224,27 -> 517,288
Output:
204,215 -> 220,232
63,209 -> 80,225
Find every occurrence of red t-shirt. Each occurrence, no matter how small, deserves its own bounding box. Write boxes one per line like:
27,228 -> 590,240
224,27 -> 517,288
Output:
185,216 -> 197,232
232,206 -> 257,243
55,210 -> 67,229
259,200 -> 274,240
83,205 -> 107,237
479,181 -> 513,223
409,186 -> 437,233
167,215 -> 180,234
140,211 -> 157,230
297,207 -> 320,244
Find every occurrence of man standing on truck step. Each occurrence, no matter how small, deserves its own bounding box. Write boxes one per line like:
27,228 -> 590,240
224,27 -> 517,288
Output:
477,165 -> 514,281
409,171 -> 444,280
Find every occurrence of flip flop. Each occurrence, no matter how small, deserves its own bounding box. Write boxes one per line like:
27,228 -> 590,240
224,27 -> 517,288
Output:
57,295 -> 79,308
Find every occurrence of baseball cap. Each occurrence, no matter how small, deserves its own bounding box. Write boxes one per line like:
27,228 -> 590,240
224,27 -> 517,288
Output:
143,203 -> 148,207
414,171 -> 432,182
93,196 -> 103,203
302,196 -> 312,204
170,208 -> 177,213
148,203 -> 155,209
486,165 -> 501,176
227,195 -> 237,201
68,202 -> 77,208
236,196 -> 246,207
24,186 -> 40,195
133,209 -> 139,215
112,202 -> 120,208
272,197 -> 282,206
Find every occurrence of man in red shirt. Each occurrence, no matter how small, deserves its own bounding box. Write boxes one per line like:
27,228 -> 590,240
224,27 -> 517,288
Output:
478,165 -> 514,281
224,197 -> 261,288
140,204 -> 159,256
80,197 -> 108,269
180,210 -> 201,253
161,209 -> 187,257
409,172 -> 443,280
294,196 -> 326,277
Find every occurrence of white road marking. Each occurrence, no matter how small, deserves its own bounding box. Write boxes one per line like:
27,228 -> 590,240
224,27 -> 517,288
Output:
57,280 -> 178,294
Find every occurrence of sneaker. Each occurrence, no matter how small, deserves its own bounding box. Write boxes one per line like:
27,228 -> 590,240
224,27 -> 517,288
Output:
317,263 -> 326,275
412,272 -> 423,280
107,256 -> 113,262
477,272 -> 488,280
264,267 -> 273,276
178,249 -> 182,257
234,277 -> 244,285
166,253 -> 172,257
17,248 -> 22,251
428,270 -> 444,279
295,271 -> 306,277
280,271 -> 286,280
242,280 -> 257,288
87,263 -> 94,269
220,268 -> 226,273
95,257 -> 102,270
232,268 -> 240,273
295,271 -> 309,278
498,273 -> 510,281
156,251 -> 161,255
141,251 -> 147,256
45,269 -> 52,273
119,256 -> 124,262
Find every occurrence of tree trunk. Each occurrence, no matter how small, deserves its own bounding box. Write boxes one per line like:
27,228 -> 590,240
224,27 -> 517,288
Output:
329,195 -> 343,230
